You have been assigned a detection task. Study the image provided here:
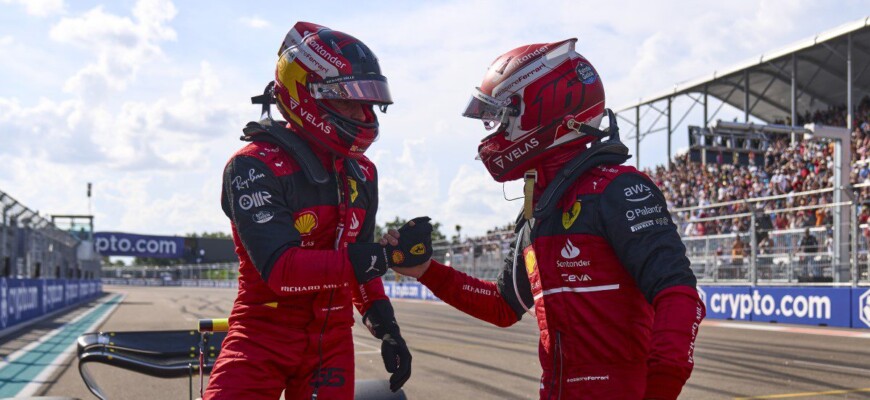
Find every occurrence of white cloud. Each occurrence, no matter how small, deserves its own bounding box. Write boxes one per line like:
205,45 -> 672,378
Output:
49,0 -> 177,98
0,0 -> 249,237
1,0 -> 64,16
0,0 -> 864,240
239,16 -> 270,29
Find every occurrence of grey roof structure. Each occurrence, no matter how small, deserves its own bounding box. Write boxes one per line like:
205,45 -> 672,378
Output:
614,17 -> 870,167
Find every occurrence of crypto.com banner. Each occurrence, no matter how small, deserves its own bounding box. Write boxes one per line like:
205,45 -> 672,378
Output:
0,278 -> 102,332
697,286 -> 856,328
95,232 -> 185,258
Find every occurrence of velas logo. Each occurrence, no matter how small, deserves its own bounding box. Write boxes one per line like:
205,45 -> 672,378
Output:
298,107 -> 333,135
560,239 -> 580,259
410,243 -> 426,256
348,178 -> 358,203
562,200 -> 581,229
294,211 -> 318,235
493,138 -> 539,169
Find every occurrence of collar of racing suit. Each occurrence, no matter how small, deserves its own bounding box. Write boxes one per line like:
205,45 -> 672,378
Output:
533,147 -> 584,197
240,119 -> 367,184
527,141 -> 631,220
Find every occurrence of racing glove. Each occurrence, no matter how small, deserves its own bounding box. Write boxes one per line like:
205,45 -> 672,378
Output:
363,300 -> 412,392
348,216 -> 434,283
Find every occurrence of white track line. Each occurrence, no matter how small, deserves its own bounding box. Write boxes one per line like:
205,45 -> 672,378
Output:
790,360 -> 870,375
704,320 -> 870,338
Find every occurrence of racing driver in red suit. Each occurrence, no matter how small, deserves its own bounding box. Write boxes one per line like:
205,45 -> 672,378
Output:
386,39 -> 705,399
204,22 -> 434,400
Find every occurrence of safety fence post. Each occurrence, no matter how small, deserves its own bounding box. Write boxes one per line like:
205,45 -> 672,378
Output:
750,213 -> 757,285
852,203 -> 859,287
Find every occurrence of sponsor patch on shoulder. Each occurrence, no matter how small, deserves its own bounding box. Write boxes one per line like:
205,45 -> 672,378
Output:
253,210 -> 274,224
630,220 -> 654,232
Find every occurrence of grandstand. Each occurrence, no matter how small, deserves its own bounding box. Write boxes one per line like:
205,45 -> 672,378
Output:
0,189 -> 100,279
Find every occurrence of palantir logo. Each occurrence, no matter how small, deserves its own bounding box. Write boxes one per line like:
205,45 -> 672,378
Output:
859,288 -> 870,328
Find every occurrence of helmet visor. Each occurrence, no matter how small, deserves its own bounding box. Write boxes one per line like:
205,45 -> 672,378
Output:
462,88 -> 515,131
310,75 -> 393,105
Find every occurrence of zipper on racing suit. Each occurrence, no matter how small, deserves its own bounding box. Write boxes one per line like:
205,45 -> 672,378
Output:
312,156 -> 350,399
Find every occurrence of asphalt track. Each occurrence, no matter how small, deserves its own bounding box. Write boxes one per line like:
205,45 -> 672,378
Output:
4,285 -> 869,399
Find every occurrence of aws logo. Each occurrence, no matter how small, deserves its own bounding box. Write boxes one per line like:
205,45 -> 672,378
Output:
294,211 -> 318,235
562,200 -> 581,229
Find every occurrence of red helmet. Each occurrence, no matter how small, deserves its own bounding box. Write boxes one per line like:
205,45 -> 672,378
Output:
463,39 -> 605,182
274,22 -> 392,159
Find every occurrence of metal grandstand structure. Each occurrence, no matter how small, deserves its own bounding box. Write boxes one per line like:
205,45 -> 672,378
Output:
0,189 -> 99,279
616,16 -> 870,167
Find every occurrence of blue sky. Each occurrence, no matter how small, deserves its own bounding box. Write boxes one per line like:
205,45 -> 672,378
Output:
0,0 -> 867,238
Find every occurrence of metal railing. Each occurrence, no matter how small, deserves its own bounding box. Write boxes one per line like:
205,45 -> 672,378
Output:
1,189 -> 94,279
114,196 -> 870,287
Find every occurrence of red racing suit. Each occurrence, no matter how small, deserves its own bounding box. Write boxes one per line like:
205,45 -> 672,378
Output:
204,126 -> 389,400
419,158 -> 705,399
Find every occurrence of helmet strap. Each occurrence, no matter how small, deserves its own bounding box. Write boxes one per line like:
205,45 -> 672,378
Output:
523,170 -> 537,220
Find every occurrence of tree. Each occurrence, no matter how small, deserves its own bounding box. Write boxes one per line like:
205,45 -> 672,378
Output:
374,217 -> 446,243
187,231 -> 232,239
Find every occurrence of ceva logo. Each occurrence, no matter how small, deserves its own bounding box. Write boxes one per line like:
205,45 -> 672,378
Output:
859,288 -> 870,328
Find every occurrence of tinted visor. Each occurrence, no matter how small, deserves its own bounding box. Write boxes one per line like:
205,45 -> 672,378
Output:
462,88 -> 516,131
310,74 -> 393,105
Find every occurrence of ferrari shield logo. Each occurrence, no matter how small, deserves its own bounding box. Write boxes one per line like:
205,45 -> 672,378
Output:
348,178 -> 358,203
562,200 -> 581,229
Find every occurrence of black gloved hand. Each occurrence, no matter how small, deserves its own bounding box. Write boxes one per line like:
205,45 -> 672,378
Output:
347,242 -> 390,284
363,300 -> 412,392
389,216 -> 434,268
348,216 -> 434,283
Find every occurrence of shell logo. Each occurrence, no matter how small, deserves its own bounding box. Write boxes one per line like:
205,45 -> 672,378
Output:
294,211 -> 318,235
391,250 -> 405,265
524,247 -> 537,275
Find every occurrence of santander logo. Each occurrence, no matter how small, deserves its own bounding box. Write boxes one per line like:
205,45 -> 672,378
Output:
561,239 -> 580,259
349,212 -> 360,230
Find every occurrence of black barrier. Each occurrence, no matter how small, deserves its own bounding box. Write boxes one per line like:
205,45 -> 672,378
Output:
77,329 -> 406,400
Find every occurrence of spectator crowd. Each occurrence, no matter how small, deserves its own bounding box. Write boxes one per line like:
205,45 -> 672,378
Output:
646,96 -> 870,237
